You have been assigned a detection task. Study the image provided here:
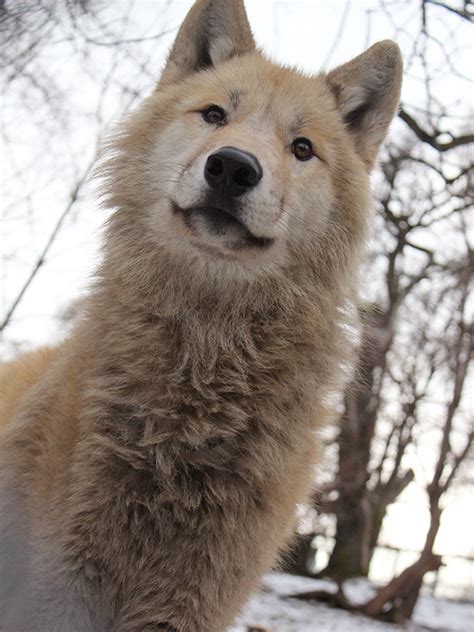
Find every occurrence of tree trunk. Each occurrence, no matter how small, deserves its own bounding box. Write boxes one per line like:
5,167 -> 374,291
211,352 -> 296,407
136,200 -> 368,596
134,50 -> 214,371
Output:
367,501 -> 388,565
363,552 -> 442,623
323,493 -> 372,579
363,500 -> 443,622
367,469 -> 414,563
322,306 -> 395,579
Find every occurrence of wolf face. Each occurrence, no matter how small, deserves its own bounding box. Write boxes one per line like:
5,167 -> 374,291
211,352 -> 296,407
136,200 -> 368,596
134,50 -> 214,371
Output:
146,61 -> 344,269
102,0 -> 402,287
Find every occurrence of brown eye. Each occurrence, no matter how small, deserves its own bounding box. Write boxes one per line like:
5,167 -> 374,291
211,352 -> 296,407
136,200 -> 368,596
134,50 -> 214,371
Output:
202,105 -> 226,125
292,137 -> 314,161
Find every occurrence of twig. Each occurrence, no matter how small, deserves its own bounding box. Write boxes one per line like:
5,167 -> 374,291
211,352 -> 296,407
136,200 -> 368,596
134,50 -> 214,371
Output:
399,108 -> 474,152
0,159 -> 95,333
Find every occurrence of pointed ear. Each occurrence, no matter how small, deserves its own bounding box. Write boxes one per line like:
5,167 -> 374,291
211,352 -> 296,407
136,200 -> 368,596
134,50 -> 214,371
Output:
159,0 -> 256,85
326,41 -> 403,170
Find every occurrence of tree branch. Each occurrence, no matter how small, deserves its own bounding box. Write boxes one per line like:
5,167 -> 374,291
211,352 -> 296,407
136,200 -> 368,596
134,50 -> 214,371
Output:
0,160 -> 95,334
399,108 -> 474,152
424,0 -> 474,22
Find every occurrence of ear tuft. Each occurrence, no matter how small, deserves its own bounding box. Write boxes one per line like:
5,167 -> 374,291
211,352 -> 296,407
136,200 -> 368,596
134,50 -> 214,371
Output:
160,0 -> 256,86
327,41 -> 403,169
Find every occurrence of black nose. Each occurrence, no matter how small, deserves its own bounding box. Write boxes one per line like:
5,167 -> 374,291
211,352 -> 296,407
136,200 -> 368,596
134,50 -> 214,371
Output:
204,146 -> 263,197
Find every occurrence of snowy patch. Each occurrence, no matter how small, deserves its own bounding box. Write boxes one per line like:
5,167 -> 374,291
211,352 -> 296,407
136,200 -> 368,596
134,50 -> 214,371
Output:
230,573 -> 474,632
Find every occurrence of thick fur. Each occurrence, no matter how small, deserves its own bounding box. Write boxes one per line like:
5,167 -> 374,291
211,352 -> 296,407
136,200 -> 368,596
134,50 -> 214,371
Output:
0,1 -> 402,630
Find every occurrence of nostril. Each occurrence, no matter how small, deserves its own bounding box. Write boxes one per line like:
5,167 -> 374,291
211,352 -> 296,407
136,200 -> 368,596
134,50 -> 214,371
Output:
207,157 -> 224,177
234,166 -> 253,187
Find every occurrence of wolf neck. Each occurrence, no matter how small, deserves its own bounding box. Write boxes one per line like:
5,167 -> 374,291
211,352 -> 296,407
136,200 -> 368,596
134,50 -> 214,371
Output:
79,247 -> 346,473
86,266 -> 324,393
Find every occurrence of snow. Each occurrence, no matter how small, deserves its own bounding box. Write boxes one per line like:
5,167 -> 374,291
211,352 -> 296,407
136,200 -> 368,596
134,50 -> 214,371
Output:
414,595 -> 474,632
230,573 -> 474,632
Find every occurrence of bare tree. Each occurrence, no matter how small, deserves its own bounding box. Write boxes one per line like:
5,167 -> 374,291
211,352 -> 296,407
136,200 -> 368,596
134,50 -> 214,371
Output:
324,146 -> 472,577
363,273 -> 473,621
292,271 -> 473,617
285,0 -> 473,593
1,1 -> 173,354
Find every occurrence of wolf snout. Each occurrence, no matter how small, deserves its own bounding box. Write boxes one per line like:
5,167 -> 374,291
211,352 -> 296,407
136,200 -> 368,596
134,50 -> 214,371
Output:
204,146 -> 263,198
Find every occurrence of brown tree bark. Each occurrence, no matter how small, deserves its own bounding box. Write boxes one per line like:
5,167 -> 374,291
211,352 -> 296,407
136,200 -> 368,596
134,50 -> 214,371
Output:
363,551 -> 443,623
323,306 -> 395,579
362,491 -> 445,622
324,492 -> 372,578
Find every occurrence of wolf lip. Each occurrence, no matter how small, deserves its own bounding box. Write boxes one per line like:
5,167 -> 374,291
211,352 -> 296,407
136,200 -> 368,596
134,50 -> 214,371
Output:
173,203 -> 273,249
193,205 -> 245,232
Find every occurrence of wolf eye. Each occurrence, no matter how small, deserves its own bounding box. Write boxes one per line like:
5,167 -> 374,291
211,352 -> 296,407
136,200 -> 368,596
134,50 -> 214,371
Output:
292,137 -> 313,161
201,105 -> 226,125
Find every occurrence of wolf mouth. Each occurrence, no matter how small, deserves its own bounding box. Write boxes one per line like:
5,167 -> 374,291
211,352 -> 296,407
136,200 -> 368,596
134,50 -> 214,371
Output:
173,203 -> 273,249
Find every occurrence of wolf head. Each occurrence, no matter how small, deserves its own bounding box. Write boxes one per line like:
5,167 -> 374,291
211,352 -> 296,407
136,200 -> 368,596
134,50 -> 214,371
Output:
100,0 -> 402,303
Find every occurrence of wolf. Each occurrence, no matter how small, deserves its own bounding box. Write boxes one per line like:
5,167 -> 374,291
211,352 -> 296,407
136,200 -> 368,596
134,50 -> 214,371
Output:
0,0 -> 402,630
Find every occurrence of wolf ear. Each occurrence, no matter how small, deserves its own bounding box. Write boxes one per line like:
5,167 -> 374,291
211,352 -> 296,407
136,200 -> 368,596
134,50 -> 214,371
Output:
326,41 -> 403,170
159,0 -> 256,85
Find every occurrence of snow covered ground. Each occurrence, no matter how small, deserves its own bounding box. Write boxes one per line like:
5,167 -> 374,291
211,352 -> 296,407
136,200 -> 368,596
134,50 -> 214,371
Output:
231,573 -> 474,632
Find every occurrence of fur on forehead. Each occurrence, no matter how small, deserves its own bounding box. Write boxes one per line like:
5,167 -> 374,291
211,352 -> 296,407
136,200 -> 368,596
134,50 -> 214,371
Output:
168,55 -> 337,119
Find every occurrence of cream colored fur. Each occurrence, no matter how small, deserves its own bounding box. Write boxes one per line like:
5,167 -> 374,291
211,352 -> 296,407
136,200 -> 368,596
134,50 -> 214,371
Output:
0,1 -> 402,630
